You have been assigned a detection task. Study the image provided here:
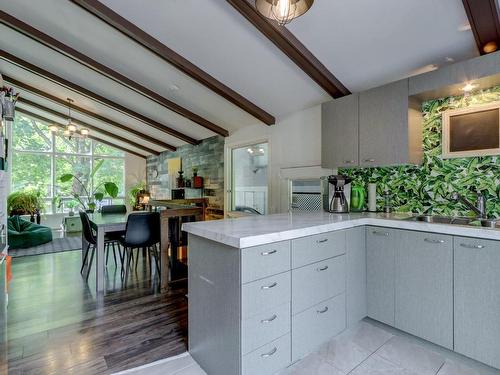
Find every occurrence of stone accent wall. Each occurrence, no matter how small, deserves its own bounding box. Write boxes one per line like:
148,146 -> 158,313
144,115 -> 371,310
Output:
146,135 -> 225,209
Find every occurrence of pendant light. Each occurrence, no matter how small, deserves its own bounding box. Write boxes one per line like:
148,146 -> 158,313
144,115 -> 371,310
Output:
49,98 -> 89,139
255,0 -> 314,26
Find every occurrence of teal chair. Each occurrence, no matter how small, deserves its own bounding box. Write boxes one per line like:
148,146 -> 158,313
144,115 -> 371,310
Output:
7,216 -> 53,249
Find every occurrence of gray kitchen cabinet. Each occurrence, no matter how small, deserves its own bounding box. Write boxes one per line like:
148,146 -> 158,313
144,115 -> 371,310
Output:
454,237 -> 500,369
321,94 -> 359,168
359,79 -> 422,167
346,227 -> 367,328
395,231 -> 453,349
366,227 -> 399,326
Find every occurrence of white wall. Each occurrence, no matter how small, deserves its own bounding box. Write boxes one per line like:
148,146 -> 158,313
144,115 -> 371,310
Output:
124,153 -> 146,209
225,104 -> 333,214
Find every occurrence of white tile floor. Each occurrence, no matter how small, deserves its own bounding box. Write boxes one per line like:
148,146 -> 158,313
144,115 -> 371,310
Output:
115,319 -> 500,375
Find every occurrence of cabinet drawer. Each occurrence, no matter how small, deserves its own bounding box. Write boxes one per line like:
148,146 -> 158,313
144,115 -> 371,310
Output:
292,255 -> 345,314
292,294 -> 346,362
242,272 -> 291,319
242,241 -> 291,284
292,231 -> 345,269
242,302 -> 290,355
243,333 -> 291,375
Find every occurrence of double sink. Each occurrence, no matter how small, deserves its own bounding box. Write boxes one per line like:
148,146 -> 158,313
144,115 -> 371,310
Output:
405,215 -> 500,229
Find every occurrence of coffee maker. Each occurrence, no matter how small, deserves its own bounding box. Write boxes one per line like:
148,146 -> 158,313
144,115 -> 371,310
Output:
321,175 -> 352,213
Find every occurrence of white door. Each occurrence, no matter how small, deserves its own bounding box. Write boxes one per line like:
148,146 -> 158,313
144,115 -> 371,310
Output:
230,142 -> 268,215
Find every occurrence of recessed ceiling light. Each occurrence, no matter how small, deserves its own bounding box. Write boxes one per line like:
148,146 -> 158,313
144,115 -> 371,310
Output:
461,82 -> 477,92
169,84 -> 180,91
458,23 -> 471,32
483,41 -> 498,54
445,57 -> 454,62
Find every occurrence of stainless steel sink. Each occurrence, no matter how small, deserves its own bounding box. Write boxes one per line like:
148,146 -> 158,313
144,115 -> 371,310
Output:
405,215 -> 499,228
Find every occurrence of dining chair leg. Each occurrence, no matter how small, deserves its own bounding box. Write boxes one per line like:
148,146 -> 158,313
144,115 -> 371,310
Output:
80,243 -> 91,274
112,242 -> 117,266
105,244 -> 110,266
135,248 -> 140,270
86,246 -> 96,281
126,248 -> 133,270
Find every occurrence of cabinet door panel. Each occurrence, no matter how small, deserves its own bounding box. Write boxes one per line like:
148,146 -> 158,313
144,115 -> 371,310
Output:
321,94 -> 359,168
396,231 -> 453,349
359,80 -> 409,166
454,237 -> 500,369
346,227 -> 367,328
366,227 -> 398,326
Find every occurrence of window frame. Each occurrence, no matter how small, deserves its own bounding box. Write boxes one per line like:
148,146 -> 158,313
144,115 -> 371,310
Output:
10,114 -> 126,214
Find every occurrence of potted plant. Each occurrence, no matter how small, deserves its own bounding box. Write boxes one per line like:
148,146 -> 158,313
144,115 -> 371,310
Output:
65,200 -> 78,216
55,159 -> 119,213
127,181 -> 146,210
7,189 -> 44,223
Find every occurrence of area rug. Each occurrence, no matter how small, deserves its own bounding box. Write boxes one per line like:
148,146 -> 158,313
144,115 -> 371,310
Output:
8,236 -> 82,258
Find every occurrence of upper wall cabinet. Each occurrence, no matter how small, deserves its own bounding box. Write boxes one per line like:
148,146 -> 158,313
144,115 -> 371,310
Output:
321,94 -> 359,169
359,79 -> 422,167
321,79 -> 423,169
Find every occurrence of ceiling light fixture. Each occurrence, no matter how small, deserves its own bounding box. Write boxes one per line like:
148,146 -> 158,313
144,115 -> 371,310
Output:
49,98 -> 89,139
255,0 -> 314,26
461,82 -> 477,92
483,41 -> 498,54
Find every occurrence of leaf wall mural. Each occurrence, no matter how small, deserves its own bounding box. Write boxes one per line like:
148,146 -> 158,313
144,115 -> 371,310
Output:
340,86 -> 500,218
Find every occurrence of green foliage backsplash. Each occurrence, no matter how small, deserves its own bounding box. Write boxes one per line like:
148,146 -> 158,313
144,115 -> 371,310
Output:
340,87 -> 500,218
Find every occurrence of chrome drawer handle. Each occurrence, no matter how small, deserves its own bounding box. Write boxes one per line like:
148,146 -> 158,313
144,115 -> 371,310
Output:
261,249 -> 277,256
316,238 -> 328,244
261,314 -> 277,324
424,238 -> 445,244
261,347 -> 277,358
364,158 -> 375,162
460,243 -> 485,249
317,265 -> 329,272
261,282 -> 277,290
372,230 -> 389,236
317,306 -> 329,314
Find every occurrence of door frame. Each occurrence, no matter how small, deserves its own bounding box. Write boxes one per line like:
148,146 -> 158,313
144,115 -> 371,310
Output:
224,138 -> 270,216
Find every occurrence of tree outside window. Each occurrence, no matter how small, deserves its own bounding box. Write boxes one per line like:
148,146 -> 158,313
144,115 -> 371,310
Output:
11,114 -> 126,214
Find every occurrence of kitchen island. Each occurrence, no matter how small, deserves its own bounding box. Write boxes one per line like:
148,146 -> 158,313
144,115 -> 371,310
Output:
183,211 -> 500,375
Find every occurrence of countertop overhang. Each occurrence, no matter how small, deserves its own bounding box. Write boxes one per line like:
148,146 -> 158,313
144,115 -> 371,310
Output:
182,212 -> 500,248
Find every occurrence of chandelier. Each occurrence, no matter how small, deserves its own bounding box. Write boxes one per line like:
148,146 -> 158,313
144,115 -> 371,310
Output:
255,0 -> 314,26
49,98 -> 89,138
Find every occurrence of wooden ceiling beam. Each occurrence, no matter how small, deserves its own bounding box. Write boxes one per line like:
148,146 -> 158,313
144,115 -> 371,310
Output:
70,0 -> 276,125
226,0 -> 350,99
462,0 -> 500,55
16,108 -> 149,159
3,75 -> 175,151
0,49 -> 197,144
0,10 -> 229,137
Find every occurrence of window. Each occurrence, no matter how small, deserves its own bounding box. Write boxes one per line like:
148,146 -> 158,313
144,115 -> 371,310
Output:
11,114 -> 126,214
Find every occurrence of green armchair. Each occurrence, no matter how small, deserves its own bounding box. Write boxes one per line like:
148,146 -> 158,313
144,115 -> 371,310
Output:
7,216 -> 53,249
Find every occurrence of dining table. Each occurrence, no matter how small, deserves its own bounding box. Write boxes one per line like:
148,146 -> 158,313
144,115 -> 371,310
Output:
86,213 -> 127,294
86,203 -> 205,294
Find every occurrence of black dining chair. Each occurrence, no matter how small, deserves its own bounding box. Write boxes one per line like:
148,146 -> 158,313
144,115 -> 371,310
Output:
100,204 -> 127,266
79,211 -> 122,279
119,212 -> 161,277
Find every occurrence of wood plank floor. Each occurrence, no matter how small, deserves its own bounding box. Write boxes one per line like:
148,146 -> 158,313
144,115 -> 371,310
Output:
7,250 -> 188,374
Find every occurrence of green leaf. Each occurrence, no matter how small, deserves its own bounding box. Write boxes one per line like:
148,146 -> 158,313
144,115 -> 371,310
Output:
91,159 -> 104,179
94,192 -> 104,201
59,174 -> 74,183
104,182 -> 119,198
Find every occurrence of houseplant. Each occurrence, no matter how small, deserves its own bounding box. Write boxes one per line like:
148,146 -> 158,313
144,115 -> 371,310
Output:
55,159 -> 119,213
7,189 -> 44,223
127,181 -> 146,210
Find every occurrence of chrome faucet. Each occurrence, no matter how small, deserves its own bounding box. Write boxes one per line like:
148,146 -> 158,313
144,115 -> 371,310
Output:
450,191 -> 487,219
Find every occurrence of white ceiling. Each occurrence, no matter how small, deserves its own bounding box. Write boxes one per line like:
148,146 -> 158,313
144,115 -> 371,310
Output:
0,0 -> 481,155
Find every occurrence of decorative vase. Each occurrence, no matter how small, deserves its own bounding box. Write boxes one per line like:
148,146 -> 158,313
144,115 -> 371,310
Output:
177,171 -> 185,188
36,210 -> 41,224
69,210 -> 75,217
193,175 -> 204,188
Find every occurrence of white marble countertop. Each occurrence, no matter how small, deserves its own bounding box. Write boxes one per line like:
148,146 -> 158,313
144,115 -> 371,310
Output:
182,211 -> 500,248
